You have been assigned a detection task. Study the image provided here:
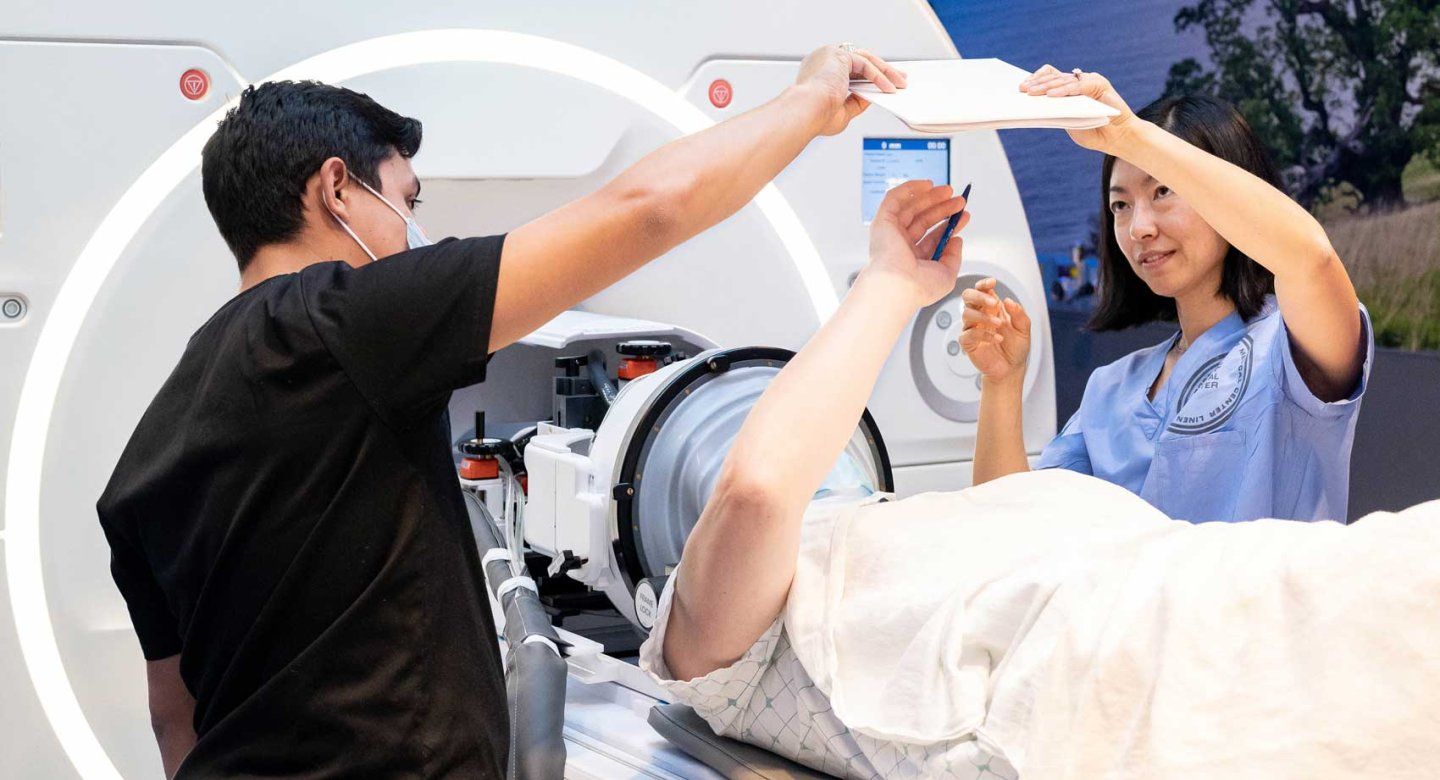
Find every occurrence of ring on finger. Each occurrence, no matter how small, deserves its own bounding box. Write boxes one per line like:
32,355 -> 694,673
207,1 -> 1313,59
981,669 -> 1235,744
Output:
839,42 -> 857,53
1071,68 -> 1083,80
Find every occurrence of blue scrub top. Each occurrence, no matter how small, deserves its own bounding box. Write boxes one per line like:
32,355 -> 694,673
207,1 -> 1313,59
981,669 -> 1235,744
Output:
1037,297 -> 1373,523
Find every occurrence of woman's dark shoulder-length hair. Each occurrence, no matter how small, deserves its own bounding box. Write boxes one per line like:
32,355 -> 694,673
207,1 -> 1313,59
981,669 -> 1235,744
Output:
1088,94 -> 1281,331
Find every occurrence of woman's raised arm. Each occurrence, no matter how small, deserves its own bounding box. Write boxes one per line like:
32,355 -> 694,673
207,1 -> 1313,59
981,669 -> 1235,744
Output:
1023,65 -> 1364,401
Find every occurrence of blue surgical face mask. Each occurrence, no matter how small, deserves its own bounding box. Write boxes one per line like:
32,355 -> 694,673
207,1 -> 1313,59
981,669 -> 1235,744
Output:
332,177 -> 432,260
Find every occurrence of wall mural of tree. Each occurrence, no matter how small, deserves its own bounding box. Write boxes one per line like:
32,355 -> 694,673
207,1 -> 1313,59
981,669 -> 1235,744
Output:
1163,0 -> 1440,210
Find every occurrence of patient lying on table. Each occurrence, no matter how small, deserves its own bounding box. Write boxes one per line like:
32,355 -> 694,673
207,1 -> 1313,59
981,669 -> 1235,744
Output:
640,183 -> 1440,779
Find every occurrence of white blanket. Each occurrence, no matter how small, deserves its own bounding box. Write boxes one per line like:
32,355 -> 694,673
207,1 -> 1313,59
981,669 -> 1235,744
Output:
783,469 -> 1440,778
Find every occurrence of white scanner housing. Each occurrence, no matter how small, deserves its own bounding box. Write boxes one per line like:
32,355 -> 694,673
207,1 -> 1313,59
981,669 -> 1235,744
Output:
0,2 -> 1054,776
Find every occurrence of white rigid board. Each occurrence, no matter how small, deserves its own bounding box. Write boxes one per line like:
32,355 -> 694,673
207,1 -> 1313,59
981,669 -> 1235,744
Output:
851,58 -> 1120,133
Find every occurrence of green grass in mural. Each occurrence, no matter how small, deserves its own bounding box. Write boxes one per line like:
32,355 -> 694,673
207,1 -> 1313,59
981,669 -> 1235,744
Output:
1363,270 -> 1440,350
1326,201 -> 1440,351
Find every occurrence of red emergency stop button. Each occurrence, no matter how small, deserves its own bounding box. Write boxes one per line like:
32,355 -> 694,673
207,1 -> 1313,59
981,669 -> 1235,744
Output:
180,68 -> 210,101
708,79 -> 733,109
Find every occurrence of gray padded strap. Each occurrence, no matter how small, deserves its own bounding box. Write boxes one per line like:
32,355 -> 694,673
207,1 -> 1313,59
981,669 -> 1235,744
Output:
465,491 -> 569,778
507,641 -> 568,780
647,704 -> 833,779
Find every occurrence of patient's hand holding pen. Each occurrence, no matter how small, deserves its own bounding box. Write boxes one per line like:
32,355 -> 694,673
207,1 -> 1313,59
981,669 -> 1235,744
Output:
930,182 -> 972,261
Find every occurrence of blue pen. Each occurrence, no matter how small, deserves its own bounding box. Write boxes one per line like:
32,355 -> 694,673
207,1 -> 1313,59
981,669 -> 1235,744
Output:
930,182 -> 972,261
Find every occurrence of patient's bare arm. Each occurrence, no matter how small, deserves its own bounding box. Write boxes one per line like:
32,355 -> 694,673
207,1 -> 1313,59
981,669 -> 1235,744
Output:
664,182 -> 969,681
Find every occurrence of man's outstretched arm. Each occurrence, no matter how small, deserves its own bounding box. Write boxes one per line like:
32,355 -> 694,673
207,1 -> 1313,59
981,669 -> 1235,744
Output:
487,45 -> 906,352
664,182 -> 970,681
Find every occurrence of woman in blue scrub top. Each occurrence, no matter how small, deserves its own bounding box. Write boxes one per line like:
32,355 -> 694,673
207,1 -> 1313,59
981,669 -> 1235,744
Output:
962,66 -> 1373,523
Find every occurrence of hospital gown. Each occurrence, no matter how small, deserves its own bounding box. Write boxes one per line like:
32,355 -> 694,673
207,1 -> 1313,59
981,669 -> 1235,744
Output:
639,493 -> 1018,780
640,584 -> 1017,780
643,471 -> 1440,779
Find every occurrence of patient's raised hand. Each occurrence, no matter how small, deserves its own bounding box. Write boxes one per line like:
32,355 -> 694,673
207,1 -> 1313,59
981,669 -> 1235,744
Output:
960,278 -> 1031,383
863,180 -> 969,309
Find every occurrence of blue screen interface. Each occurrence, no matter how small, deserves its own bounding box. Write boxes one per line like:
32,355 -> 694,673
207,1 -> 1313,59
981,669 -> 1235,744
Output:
861,138 -> 951,223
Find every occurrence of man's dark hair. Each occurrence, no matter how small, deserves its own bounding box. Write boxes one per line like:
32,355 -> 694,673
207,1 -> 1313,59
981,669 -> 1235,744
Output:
1088,94 -> 1279,331
201,81 -> 422,272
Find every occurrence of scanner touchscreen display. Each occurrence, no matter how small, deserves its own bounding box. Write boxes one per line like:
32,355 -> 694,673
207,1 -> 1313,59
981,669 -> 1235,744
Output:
862,138 -> 950,223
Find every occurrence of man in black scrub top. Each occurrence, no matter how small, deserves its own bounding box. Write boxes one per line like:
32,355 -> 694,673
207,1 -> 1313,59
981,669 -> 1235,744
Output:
94,45 -> 906,779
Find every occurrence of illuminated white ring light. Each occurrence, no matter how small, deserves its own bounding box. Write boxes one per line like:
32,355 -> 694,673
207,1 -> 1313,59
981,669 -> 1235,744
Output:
5,29 -> 836,779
